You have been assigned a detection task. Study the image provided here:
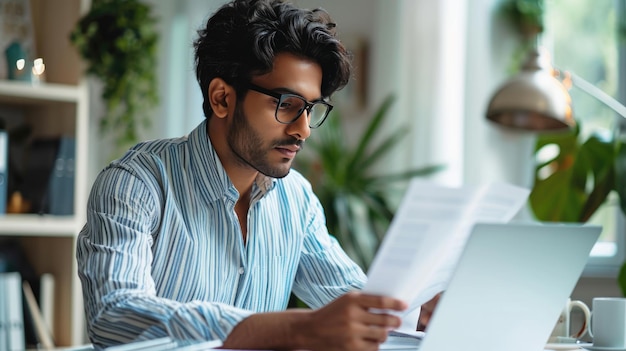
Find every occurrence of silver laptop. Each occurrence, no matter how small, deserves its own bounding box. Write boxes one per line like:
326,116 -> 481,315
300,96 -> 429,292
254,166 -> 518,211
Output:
385,222 -> 601,351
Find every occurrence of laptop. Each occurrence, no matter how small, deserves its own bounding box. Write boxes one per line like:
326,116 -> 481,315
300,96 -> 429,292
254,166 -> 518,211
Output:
383,222 -> 601,351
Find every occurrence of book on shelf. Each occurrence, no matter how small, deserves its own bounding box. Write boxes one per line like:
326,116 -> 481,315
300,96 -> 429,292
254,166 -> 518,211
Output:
0,129 -> 7,214
0,271 -> 6,348
22,280 -> 55,349
20,137 -> 62,215
47,136 -> 75,215
39,273 -> 55,337
0,240 -> 55,348
1,271 -> 25,351
21,273 -> 56,350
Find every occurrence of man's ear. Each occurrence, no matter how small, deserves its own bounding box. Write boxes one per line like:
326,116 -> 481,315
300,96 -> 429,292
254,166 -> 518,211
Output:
208,78 -> 235,118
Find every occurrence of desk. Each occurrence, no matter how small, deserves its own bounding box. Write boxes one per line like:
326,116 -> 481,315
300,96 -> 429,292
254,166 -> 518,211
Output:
49,339 -> 590,350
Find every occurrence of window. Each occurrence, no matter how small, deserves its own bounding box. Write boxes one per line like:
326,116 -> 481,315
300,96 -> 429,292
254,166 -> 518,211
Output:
544,0 -> 626,276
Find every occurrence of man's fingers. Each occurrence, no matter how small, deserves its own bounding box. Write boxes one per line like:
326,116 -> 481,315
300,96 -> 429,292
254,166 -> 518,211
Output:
359,324 -> 391,343
365,311 -> 402,329
347,292 -> 408,311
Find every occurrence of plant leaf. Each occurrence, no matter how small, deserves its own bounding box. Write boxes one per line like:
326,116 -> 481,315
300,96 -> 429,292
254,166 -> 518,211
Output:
615,139 -> 626,217
347,95 -> 395,172
354,126 -> 410,172
297,95 -> 442,269
530,121 -> 618,223
577,135 -> 616,221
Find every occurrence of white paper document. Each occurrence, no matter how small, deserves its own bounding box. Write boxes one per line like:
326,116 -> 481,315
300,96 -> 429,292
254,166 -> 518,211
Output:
363,180 -> 530,307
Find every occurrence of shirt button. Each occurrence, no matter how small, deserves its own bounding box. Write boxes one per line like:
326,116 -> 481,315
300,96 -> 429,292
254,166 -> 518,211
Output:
238,267 -> 244,275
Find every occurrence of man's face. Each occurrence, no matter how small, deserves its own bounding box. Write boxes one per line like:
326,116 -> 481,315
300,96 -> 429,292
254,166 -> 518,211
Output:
227,52 -> 323,178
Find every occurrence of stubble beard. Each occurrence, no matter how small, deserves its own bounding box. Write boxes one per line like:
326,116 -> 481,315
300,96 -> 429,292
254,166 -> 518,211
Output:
227,104 -> 299,179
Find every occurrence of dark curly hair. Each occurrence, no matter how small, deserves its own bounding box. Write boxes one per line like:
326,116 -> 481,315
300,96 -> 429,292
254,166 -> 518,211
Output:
193,0 -> 352,118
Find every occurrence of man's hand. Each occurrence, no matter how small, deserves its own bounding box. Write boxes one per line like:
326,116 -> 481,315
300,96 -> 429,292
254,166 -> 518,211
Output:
417,293 -> 442,331
222,292 -> 407,351
301,292 -> 408,351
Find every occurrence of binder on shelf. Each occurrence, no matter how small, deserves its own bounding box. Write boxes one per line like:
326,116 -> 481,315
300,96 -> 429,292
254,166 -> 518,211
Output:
13,137 -> 61,214
39,273 -> 55,337
0,129 -> 7,214
0,272 -> 6,349
2,272 -> 25,351
0,240 -> 49,348
47,136 -> 75,215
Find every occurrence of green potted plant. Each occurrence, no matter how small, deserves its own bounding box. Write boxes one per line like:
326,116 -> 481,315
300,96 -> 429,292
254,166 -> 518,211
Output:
70,0 -> 159,153
295,96 -> 443,269
529,123 -> 626,293
530,125 -> 618,223
502,0 -> 544,38
501,0 -> 626,295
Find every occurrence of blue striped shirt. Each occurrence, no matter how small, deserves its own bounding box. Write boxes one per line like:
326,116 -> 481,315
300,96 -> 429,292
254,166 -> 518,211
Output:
76,120 -> 367,347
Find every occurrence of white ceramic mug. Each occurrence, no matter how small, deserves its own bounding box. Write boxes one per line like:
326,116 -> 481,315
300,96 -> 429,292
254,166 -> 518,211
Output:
549,298 -> 591,343
592,297 -> 626,348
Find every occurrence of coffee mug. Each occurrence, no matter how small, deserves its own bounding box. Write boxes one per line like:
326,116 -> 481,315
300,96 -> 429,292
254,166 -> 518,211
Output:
592,297 -> 626,348
549,298 -> 591,343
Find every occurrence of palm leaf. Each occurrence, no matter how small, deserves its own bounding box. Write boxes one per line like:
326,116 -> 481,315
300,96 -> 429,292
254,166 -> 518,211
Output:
355,127 -> 411,172
347,95 -> 396,172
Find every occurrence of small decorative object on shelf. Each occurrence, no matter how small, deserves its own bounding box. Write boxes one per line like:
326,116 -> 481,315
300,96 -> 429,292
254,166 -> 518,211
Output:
0,0 -> 36,80
4,42 -> 45,83
31,57 -> 45,83
5,41 -> 31,81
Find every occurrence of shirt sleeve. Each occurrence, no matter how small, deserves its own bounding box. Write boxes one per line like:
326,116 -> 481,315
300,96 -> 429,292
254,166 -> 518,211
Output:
76,164 -> 252,348
291,194 -> 367,308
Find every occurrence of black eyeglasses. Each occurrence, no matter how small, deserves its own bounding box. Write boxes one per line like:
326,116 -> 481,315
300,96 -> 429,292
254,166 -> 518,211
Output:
247,83 -> 333,128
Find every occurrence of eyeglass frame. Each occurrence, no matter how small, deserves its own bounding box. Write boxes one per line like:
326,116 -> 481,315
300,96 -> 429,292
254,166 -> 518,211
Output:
246,83 -> 334,128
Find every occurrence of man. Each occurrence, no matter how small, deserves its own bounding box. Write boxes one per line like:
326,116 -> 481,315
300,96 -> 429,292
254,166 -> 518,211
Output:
77,0 -> 432,350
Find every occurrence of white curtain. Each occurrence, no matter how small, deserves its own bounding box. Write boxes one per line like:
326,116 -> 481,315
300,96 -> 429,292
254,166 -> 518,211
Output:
369,0 -> 468,188
369,0 -> 538,192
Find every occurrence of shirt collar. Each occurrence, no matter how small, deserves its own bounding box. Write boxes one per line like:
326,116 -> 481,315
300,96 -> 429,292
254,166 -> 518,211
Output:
188,120 -> 276,203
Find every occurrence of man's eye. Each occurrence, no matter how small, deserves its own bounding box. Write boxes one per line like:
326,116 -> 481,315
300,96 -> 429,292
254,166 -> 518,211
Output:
278,96 -> 304,110
278,101 -> 294,109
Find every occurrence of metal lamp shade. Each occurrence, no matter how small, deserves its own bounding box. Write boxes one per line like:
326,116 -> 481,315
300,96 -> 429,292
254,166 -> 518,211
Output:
486,50 -> 576,132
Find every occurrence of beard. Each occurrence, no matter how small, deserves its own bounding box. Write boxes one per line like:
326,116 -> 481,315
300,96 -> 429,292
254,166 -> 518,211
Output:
227,103 -> 302,178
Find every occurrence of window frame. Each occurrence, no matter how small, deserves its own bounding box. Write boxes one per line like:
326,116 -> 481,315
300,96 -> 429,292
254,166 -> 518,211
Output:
545,0 -> 626,278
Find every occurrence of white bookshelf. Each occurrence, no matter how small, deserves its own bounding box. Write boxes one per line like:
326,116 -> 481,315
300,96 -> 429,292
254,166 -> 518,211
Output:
0,80 -> 83,103
0,0 -> 90,346
0,214 -> 80,237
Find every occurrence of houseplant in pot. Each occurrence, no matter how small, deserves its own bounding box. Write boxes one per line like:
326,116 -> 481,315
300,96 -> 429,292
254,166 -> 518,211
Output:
295,95 -> 443,269
529,122 -> 626,293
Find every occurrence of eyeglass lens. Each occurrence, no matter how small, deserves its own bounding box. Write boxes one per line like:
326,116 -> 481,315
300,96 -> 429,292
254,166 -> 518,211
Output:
277,95 -> 329,127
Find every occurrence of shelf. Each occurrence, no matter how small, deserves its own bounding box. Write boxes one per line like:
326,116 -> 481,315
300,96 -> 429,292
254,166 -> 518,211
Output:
0,80 -> 83,104
0,0 -> 89,346
0,214 -> 80,237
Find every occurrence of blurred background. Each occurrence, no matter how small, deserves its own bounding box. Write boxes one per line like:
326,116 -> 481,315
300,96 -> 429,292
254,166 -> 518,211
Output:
126,0 -> 624,302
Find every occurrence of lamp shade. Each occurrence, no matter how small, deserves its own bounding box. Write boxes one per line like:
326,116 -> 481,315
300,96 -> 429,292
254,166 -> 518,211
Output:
486,49 -> 576,131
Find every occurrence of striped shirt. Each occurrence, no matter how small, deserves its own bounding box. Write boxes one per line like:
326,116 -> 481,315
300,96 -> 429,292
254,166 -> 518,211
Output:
76,120 -> 367,347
